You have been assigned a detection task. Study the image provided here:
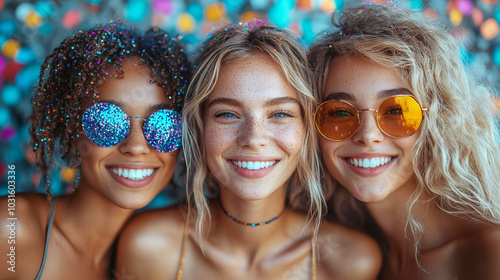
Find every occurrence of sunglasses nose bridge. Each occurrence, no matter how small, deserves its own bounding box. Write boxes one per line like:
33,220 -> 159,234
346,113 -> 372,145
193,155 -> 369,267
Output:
119,116 -> 152,156
353,108 -> 384,139
128,116 -> 147,129
125,116 -> 149,143
357,108 -> 378,124
357,108 -> 376,113
128,116 -> 147,121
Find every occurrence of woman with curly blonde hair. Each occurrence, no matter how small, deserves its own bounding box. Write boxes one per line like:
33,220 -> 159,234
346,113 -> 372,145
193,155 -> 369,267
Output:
117,21 -> 381,280
309,4 -> 500,279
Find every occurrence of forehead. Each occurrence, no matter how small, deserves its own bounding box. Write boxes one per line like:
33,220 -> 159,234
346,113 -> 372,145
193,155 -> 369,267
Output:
96,59 -> 168,104
209,55 -> 298,102
322,56 -> 407,103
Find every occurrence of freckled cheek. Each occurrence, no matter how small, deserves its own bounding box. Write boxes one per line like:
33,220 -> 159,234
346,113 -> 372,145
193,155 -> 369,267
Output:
204,123 -> 239,156
274,125 -> 305,155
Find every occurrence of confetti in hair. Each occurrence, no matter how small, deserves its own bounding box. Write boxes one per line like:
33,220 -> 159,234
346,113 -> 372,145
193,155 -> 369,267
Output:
30,21 -> 191,195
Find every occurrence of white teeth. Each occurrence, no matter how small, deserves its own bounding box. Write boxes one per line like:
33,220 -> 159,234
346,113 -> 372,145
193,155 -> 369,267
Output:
231,160 -> 277,170
110,168 -> 155,180
347,157 -> 393,169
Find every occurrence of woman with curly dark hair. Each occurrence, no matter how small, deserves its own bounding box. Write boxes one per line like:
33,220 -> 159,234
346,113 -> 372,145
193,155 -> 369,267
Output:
0,22 -> 190,279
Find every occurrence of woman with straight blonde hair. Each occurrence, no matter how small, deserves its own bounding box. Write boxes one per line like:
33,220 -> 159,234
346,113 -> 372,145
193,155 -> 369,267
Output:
309,4 -> 500,279
117,21 -> 381,280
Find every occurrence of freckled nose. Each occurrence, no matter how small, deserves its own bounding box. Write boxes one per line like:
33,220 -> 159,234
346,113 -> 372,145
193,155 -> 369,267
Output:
352,111 -> 384,145
237,117 -> 269,148
119,119 -> 151,155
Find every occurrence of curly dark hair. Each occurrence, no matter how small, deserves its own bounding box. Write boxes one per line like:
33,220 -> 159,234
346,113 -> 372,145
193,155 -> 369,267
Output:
29,22 -> 191,196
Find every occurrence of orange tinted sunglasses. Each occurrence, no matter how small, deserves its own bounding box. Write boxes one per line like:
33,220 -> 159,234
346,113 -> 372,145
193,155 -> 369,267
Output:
315,95 -> 427,141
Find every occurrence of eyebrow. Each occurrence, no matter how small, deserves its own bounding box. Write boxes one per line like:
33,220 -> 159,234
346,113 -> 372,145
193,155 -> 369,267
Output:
98,99 -> 123,107
98,99 -> 174,112
323,88 -> 413,102
323,92 -> 355,102
206,97 -> 242,109
150,103 -> 175,111
264,97 -> 300,107
378,88 -> 413,98
207,96 -> 300,109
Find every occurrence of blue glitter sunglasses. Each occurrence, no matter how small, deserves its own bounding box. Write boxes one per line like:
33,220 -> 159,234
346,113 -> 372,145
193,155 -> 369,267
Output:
82,102 -> 182,153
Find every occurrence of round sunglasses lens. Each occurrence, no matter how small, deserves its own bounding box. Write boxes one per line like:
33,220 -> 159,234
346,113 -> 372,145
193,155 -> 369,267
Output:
377,96 -> 423,137
315,101 -> 358,141
143,109 -> 182,153
82,102 -> 130,147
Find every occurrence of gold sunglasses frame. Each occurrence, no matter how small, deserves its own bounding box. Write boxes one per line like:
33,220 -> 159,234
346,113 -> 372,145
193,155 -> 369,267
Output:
314,95 -> 428,141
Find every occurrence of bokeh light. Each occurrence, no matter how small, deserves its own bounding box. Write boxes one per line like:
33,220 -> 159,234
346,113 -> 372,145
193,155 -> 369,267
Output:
1,84 -> 21,106
60,167 -> 76,183
1,39 -> 20,59
62,9 -> 83,29
205,3 -> 226,22
152,0 -> 174,14
177,12 -> 196,33
25,11 -> 43,28
480,18 -> 500,40
449,8 -> 464,26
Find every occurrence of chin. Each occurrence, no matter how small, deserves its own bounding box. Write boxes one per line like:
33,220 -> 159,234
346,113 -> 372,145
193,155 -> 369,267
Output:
228,185 -> 277,201
110,195 -> 152,210
346,184 -> 392,203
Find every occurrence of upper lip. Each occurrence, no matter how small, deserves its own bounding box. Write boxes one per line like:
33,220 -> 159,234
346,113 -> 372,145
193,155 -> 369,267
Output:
228,157 -> 279,161
342,153 -> 396,158
106,163 -> 158,169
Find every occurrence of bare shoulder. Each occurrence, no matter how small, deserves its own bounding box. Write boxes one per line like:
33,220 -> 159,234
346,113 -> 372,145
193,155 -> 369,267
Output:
461,225 -> 500,279
473,225 -> 500,251
317,220 -> 382,280
0,193 -> 51,279
116,205 -> 188,280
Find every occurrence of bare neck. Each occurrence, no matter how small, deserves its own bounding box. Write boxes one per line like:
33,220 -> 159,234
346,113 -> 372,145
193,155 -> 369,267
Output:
365,178 -> 470,272
208,187 -> 296,261
55,183 -> 134,264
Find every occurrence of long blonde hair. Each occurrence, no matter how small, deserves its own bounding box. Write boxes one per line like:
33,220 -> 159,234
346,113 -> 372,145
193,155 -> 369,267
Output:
309,4 -> 500,261
183,21 -> 324,246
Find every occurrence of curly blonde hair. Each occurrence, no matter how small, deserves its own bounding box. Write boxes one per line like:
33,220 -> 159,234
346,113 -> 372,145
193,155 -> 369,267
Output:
183,21 -> 324,247
309,4 -> 500,261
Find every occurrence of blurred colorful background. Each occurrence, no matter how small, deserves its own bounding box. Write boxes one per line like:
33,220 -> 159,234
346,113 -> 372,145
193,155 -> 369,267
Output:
1,0 -> 499,206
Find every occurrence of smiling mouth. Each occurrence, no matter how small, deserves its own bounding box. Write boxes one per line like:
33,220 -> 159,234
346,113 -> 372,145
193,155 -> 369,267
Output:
109,167 -> 156,180
231,160 -> 277,170
346,157 -> 394,169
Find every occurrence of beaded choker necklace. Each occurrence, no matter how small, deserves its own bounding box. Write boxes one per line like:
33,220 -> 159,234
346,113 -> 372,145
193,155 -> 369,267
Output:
220,202 -> 285,227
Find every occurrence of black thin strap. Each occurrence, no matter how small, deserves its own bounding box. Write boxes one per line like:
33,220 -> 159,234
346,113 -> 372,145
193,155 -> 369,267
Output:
35,198 -> 57,280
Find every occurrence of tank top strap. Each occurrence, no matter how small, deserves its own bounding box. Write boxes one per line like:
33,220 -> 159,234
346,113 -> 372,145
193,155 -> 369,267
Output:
35,197 -> 57,280
175,219 -> 189,280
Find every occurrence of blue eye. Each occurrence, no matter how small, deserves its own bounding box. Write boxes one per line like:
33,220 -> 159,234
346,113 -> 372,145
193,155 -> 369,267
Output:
273,111 -> 294,118
215,111 -> 236,118
327,110 -> 352,118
